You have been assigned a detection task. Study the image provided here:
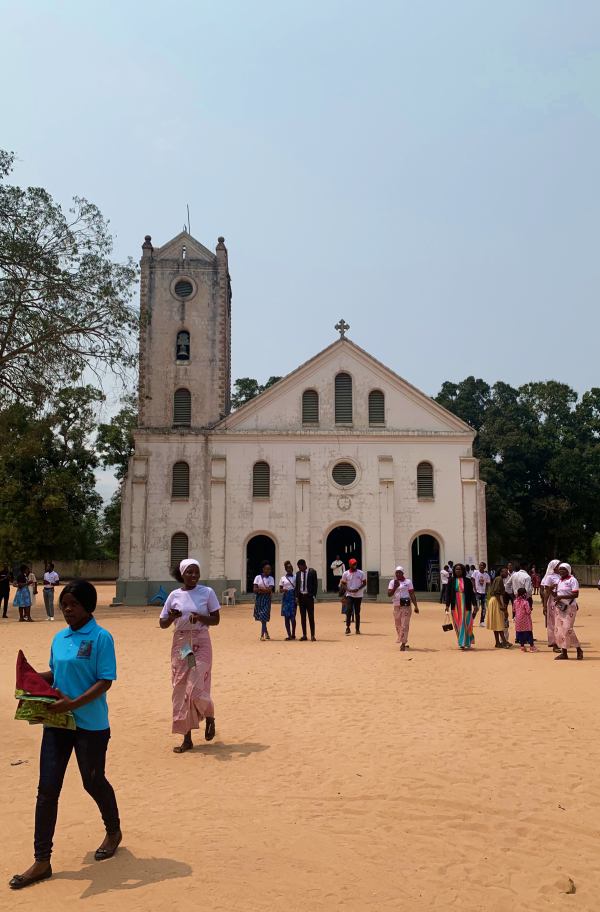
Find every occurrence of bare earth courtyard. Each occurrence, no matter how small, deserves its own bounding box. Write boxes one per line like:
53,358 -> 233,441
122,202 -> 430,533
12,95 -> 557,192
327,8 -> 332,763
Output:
2,586 -> 599,912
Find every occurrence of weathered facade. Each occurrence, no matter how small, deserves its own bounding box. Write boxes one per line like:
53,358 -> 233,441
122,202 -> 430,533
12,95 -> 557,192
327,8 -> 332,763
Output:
117,231 -> 487,604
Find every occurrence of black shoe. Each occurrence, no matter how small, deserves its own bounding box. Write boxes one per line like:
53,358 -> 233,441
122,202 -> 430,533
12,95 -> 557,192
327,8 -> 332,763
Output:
311,636 -> 316,641
9,866 -> 52,889
300,636 -> 307,641
345,628 -> 351,635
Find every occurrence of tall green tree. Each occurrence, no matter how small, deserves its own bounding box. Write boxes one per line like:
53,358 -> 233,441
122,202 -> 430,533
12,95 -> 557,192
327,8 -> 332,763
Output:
0,149 -> 137,406
231,376 -> 282,410
0,386 -> 105,561
96,393 -> 138,559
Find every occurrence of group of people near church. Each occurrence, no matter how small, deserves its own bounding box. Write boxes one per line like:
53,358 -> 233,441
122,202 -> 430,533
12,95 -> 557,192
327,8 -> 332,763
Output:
7,553 -> 587,891
1,562 -> 61,622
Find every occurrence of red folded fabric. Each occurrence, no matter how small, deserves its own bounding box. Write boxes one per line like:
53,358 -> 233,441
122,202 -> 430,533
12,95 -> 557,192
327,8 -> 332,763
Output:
16,650 -> 60,698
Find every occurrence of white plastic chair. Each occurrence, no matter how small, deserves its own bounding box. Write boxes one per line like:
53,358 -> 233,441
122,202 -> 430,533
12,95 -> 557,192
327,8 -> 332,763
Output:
221,587 -> 237,606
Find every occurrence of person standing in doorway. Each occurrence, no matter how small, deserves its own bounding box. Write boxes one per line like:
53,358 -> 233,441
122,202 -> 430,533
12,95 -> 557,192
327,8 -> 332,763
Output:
330,555 -> 345,590
472,562 -> 491,627
43,563 -> 59,621
340,558 -> 366,635
279,561 -> 297,640
387,566 -> 419,651
253,562 -> 275,641
440,564 -> 450,604
295,559 -> 318,641
0,563 -> 12,618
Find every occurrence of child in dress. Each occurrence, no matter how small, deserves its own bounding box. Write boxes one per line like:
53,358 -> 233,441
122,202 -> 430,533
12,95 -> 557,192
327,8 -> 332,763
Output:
513,587 -> 536,652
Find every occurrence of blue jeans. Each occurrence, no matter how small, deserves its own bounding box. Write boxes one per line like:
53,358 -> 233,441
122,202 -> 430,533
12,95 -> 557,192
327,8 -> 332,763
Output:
34,727 -> 120,860
476,592 -> 487,621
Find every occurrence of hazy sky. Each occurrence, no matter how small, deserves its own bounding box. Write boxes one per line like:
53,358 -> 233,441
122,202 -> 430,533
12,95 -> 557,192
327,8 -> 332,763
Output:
3,1 -> 600,491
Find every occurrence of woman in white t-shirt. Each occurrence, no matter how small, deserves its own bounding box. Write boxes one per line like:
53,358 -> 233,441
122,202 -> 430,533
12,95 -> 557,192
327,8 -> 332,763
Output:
279,560 -> 297,640
253,562 -> 275,641
387,566 -> 419,651
552,563 -> 583,661
159,559 -> 221,753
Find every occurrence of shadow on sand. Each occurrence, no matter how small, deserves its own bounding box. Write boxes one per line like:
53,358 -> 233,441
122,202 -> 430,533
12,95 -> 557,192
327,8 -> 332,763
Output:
190,740 -> 269,761
55,848 -> 192,898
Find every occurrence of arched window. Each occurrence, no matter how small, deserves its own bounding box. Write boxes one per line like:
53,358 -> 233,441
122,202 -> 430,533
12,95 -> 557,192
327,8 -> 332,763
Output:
176,330 -> 190,362
253,461 -> 270,498
173,388 -> 191,426
172,461 -> 190,498
417,461 -> 434,498
302,389 -> 319,424
369,389 -> 385,425
335,372 -> 352,424
170,532 -> 189,568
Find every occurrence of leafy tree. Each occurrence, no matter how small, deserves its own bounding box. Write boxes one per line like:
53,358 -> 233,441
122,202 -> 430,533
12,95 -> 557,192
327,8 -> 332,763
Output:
96,393 -> 137,480
0,386 -> 104,561
231,375 -> 282,410
0,150 -> 137,406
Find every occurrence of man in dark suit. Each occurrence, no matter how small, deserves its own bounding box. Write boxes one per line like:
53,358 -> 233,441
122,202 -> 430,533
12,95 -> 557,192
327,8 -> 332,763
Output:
295,559 -> 318,641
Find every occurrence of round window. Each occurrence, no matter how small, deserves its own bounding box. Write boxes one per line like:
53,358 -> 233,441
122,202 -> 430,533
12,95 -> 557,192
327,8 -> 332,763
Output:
332,462 -> 357,486
174,279 -> 194,298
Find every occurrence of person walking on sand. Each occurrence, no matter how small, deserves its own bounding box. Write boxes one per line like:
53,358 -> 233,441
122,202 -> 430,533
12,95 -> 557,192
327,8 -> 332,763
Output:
552,563 -> 583,661
486,575 -> 512,648
445,563 -> 477,650
0,563 -> 12,618
340,558 -> 366,636
541,559 -> 561,652
472,561 -> 491,626
513,587 -> 537,652
160,559 -> 220,752
13,565 -> 32,622
387,566 -> 419,651
9,580 -> 122,891
295,559 -> 318,641
253,562 -> 275,641
279,561 -> 297,640
43,563 -> 59,621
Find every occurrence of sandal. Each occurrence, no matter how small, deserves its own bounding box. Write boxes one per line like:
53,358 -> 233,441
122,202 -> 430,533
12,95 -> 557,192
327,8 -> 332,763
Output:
9,866 -> 52,890
173,741 -> 193,753
555,653 -> 568,660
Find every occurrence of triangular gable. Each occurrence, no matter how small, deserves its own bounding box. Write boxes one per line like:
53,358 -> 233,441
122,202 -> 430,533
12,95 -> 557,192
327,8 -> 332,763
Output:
217,338 -> 473,435
153,230 -> 216,263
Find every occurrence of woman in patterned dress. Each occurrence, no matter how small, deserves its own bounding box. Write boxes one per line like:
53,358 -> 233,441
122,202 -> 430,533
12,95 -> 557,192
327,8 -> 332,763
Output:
279,561 -> 297,640
552,563 -> 583,661
445,563 -> 477,650
253,562 -> 275,641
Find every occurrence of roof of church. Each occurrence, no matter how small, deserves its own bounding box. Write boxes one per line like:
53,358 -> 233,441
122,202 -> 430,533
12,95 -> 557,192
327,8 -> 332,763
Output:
216,337 -> 474,435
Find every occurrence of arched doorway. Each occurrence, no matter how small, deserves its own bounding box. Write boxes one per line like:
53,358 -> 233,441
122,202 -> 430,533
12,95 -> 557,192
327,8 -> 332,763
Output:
411,534 -> 441,591
246,535 -> 276,593
326,526 -> 362,591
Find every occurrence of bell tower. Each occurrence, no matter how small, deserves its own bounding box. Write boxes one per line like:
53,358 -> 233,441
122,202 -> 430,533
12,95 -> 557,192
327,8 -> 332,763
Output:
138,231 -> 231,429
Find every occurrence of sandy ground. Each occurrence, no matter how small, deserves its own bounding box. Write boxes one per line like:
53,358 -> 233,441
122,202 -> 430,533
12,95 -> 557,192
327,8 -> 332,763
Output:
1,585 -> 600,912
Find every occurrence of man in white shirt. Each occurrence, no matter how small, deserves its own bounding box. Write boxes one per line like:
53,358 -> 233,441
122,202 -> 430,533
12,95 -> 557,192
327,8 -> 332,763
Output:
439,565 -> 450,604
472,561 -> 491,626
340,558 -> 366,635
511,562 -> 533,606
330,555 -> 345,590
43,562 -> 60,620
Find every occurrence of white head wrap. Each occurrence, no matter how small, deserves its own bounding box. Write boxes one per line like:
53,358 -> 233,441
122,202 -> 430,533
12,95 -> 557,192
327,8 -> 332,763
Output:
179,558 -> 200,574
557,562 -> 572,574
395,566 -> 404,573
544,559 -> 560,578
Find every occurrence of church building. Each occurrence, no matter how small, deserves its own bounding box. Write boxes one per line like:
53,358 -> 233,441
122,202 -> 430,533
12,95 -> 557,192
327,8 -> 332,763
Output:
117,231 -> 487,604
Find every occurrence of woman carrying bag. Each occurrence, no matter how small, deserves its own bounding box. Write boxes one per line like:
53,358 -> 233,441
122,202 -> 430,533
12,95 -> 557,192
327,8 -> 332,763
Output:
445,563 -> 477,650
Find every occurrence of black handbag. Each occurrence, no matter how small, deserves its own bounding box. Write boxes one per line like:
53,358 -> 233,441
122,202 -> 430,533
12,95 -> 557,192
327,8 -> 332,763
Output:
442,610 -> 454,632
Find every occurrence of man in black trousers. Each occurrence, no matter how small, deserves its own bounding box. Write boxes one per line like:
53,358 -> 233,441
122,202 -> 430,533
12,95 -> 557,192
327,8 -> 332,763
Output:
295,559 -> 318,641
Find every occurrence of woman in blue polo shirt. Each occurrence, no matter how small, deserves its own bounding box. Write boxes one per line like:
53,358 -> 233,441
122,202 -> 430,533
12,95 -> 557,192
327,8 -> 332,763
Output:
10,580 -> 122,891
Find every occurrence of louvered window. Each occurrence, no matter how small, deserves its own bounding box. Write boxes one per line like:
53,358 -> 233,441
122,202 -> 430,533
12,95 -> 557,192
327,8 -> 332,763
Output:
302,389 -> 319,424
174,279 -> 194,298
369,390 -> 385,425
335,372 -> 352,423
172,462 -> 190,498
173,388 -> 191,426
417,462 -> 434,498
170,532 -> 189,567
332,461 -> 357,486
253,461 -> 270,498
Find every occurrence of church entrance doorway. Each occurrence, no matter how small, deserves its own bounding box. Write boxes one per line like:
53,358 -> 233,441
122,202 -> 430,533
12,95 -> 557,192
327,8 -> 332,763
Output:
326,526 -> 362,591
411,534 -> 441,591
246,535 -> 276,593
